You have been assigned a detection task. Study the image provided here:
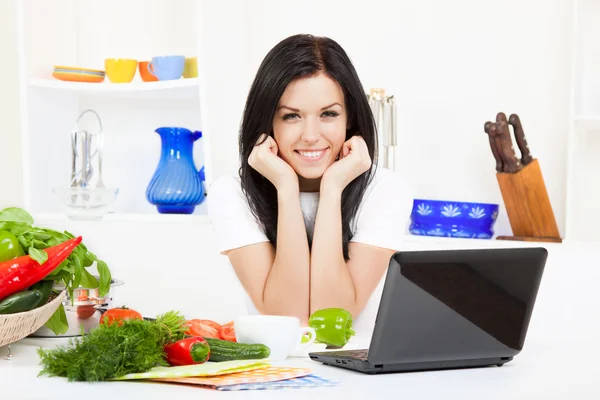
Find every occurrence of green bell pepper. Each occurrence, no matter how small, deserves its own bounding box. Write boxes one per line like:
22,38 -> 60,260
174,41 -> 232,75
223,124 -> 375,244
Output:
0,230 -> 24,262
308,308 -> 356,347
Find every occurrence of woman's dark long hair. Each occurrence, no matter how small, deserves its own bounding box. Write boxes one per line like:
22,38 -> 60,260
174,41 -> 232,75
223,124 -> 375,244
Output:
239,34 -> 378,260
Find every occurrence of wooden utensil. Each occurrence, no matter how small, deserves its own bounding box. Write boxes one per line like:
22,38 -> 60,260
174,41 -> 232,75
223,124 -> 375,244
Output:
489,113 -> 562,243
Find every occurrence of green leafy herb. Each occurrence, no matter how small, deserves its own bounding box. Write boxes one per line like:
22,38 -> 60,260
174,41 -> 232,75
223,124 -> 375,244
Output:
37,311 -> 187,381
96,260 -> 111,296
28,246 -> 48,264
43,302 -> 69,335
80,268 -> 98,289
0,207 -> 34,224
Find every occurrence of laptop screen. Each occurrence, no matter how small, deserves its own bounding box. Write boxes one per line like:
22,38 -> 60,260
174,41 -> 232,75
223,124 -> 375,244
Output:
368,248 -> 547,365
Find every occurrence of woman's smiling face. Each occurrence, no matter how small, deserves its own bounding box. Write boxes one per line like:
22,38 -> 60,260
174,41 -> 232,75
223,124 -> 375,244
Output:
272,72 -> 347,191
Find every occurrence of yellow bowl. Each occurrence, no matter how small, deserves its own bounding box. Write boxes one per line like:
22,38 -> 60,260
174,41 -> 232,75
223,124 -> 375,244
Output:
104,58 -> 138,83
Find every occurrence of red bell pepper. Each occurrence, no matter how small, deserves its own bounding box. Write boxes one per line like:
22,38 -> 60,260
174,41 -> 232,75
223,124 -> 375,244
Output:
164,337 -> 210,366
0,236 -> 82,300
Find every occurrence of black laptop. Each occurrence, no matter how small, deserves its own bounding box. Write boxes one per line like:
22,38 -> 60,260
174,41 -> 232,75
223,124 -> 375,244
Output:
309,247 -> 548,374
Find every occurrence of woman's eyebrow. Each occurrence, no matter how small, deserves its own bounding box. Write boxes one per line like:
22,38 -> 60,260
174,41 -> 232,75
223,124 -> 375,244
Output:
277,105 -> 300,112
277,102 -> 342,112
320,102 -> 342,110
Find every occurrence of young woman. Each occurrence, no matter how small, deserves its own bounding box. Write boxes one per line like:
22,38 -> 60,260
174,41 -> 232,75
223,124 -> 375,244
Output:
208,34 -> 412,331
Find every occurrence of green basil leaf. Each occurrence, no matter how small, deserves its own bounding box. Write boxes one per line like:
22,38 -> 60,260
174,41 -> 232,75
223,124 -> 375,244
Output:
46,237 -> 61,247
43,303 -> 69,335
17,234 -> 32,250
0,207 -> 34,225
80,268 -> 98,288
0,221 -> 30,235
97,260 -> 111,297
72,262 -> 82,291
28,246 -> 48,264
31,232 -> 52,241
31,239 -> 49,249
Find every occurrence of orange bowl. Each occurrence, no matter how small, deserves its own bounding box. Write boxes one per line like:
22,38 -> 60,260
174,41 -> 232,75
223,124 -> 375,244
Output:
139,61 -> 158,82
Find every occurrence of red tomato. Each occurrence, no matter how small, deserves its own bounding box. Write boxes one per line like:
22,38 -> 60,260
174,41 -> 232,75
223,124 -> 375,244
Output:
186,319 -> 222,339
100,306 -> 143,326
76,305 -> 96,320
220,321 -> 237,342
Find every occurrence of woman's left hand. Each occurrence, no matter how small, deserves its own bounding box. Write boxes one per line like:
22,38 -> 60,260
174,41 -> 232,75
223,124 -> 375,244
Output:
322,135 -> 372,192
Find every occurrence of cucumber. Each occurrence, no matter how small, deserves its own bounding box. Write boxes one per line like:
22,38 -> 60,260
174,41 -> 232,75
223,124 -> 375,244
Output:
30,280 -> 54,308
0,289 -> 43,314
204,338 -> 270,362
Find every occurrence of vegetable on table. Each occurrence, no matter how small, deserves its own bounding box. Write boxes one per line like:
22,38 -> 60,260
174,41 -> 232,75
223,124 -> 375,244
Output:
0,289 -> 43,314
37,310 -> 188,382
30,280 -> 55,308
0,230 -> 24,262
308,308 -> 356,348
164,336 -> 210,366
0,236 -> 82,301
202,337 -> 270,362
100,306 -> 143,326
220,321 -> 237,342
186,319 -> 222,339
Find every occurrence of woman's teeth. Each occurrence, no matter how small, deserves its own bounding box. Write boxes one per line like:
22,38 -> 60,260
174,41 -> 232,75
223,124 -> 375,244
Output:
298,150 -> 323,159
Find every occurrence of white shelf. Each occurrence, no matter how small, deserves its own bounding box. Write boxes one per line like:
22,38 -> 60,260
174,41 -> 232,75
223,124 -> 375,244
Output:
28,77 -> 200,95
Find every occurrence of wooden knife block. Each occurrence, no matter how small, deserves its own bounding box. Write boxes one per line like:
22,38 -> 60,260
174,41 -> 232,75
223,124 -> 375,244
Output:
495,159 -> 562,243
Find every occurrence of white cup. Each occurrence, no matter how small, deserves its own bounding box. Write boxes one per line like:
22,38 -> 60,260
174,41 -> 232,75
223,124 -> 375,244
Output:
234,315 -> 316,362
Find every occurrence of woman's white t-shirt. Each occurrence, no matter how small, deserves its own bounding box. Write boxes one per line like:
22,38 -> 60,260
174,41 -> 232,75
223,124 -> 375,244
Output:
207,167 -> 413,337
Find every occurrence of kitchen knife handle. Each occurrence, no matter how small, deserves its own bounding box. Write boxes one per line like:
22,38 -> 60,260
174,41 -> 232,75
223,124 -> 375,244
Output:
497,120 -> 521,173
509,114 -> 533,165
485,121 -> 503,173
491,123 -> 508,172
496,112 -> 508,124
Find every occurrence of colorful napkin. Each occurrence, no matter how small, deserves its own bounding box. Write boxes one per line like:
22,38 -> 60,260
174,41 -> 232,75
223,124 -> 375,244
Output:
216,374 -> 339,391
110,360 -> 270,381
149,366 -> 312,387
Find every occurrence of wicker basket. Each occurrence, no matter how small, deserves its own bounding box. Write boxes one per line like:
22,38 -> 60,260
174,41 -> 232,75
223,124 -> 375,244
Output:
0,290 -> 67,347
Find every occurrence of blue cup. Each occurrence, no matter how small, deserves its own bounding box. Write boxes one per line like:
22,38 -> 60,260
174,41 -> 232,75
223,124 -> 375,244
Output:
147,55 -> 185,81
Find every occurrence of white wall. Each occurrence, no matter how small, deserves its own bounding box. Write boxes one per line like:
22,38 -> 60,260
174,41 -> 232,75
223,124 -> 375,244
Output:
0,0 -> 580,332
3,0 -> 577,237
0,0 -> 24,209
202,0 -> 575,238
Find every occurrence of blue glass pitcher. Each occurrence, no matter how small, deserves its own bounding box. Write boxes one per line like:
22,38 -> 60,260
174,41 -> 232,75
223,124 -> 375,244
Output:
146,127 -> 205,214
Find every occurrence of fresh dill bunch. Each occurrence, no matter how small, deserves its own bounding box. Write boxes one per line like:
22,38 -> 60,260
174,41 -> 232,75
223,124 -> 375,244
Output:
37,310 -> 186,382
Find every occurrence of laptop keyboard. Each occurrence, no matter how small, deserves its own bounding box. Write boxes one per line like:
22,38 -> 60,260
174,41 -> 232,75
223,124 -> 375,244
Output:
323,349 -> 369,361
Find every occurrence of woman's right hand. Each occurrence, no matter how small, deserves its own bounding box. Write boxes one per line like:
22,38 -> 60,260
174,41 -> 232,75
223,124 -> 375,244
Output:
248,134 -> 298,191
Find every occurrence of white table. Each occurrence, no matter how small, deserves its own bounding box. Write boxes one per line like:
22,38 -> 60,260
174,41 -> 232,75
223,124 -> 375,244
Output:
1,242 -> 599,399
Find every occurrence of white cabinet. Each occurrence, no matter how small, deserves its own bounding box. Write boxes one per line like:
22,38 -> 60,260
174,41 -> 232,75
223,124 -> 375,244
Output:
566,0 -> 600,242
17,0 -> 212,219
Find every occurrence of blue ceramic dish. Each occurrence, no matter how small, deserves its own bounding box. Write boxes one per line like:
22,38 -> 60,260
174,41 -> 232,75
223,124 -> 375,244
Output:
409,199 -> 499,239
